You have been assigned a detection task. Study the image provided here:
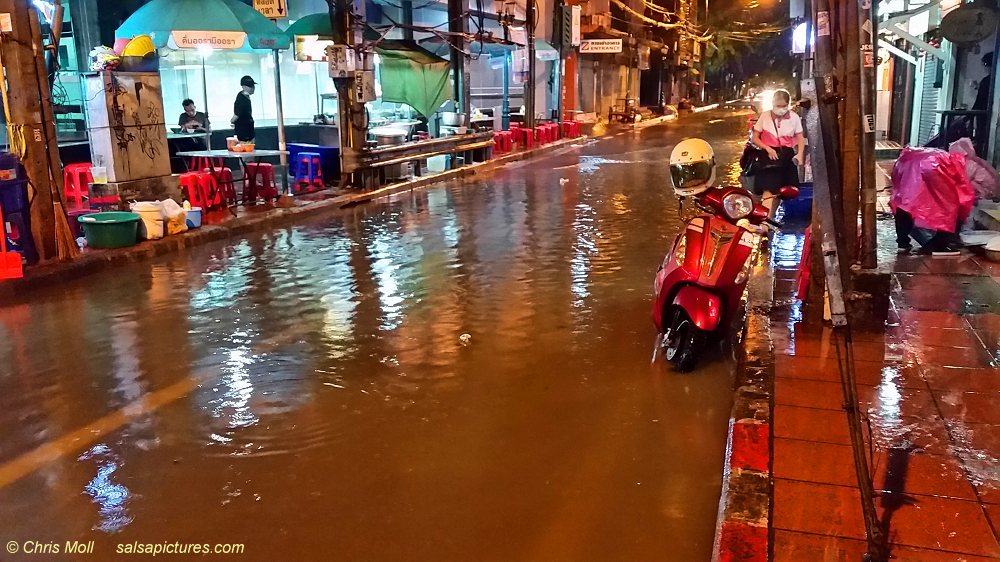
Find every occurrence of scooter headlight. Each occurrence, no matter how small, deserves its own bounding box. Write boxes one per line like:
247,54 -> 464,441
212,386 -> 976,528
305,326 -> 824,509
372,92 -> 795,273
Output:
722,193 -> 754,221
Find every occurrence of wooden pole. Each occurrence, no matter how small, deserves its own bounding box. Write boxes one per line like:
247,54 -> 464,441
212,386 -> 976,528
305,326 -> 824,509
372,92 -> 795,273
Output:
841,0 -> 862,264
859,0 -> 878,268
0,0 -> 64,261
809,0 -> 888,556
27,2 -> 77,260
525,0 -> 537,128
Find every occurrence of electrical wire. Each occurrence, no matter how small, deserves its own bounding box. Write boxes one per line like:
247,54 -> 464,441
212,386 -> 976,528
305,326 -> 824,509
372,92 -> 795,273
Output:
0,38 -> 27,160
609,0 -> 681,29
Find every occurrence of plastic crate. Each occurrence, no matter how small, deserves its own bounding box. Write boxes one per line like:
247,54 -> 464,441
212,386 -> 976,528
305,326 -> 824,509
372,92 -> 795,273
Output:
782,182 -> 813,222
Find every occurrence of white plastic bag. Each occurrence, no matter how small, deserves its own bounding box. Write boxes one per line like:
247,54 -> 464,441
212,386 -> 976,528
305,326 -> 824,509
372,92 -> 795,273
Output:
161,198 -> 188,235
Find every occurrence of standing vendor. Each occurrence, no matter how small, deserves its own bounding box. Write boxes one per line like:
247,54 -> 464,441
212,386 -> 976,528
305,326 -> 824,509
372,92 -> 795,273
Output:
231,75 -> 256,142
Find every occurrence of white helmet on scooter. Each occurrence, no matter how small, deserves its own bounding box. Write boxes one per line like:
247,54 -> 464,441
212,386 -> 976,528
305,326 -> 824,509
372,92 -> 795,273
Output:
669,138 -> 716,197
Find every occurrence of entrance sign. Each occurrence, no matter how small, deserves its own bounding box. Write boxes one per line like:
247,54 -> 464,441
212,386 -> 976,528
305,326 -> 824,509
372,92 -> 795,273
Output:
254,0 -> 287,19
170,31 -> 247,50
579,39 -> 622,54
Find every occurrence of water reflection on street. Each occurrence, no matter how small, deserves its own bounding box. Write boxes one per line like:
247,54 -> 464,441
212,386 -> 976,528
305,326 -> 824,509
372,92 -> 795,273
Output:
0,111 -> 749,561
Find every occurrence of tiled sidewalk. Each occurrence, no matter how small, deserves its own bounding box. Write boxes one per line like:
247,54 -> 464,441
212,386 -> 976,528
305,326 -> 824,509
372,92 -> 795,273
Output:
768,225 -> 1000,561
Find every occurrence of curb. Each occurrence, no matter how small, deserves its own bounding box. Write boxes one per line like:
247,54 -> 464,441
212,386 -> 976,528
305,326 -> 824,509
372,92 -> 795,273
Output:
337,135 -> 587,207
712,256 -> 776,562
632,113 -> 679,130
0,136 -> 587,300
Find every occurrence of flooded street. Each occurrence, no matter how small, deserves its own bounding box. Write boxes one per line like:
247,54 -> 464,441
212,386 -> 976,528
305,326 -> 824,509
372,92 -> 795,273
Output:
0,111 -> 748,561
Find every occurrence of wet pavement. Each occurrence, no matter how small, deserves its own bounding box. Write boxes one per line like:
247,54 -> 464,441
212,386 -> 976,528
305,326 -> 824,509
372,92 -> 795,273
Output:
769,223 -> 1000,560
0,111 -> 751,561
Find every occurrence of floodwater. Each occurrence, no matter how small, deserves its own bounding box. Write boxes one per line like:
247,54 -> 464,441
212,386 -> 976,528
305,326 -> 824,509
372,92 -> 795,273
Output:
0,110 -> 749,561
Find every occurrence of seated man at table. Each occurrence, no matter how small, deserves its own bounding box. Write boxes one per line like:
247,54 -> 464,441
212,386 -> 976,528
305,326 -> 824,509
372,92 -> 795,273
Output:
178,99 -> 211,148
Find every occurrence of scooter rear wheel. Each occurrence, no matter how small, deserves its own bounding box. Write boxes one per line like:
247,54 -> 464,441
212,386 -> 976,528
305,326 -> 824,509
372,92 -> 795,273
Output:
664,311 -> 706,373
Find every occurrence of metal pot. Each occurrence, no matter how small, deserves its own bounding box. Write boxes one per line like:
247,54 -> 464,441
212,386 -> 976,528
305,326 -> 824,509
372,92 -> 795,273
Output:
441,112 -> 466,127
371,127 -> 408,147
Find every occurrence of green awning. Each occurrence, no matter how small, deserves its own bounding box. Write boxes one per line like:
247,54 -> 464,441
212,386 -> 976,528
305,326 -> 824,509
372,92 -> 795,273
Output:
285,14 -> 381,42
376,42 -> 452,118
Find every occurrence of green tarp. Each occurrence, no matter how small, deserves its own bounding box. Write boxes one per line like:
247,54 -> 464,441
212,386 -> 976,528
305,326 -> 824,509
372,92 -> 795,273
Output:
375,42 -> 451,118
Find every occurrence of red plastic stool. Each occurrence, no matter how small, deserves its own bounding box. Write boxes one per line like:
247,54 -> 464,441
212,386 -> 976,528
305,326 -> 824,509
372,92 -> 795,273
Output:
245,163 -> 279,203
493,132 -> 507,154
500,131 -> 514,152
196,174 -> 221,210
515,127 -> 534,149
179,172 -> 209,210
212,167 -> 236,206
63,163 -> 93,205
189,156 -> 223,173
536,125 -> 549,144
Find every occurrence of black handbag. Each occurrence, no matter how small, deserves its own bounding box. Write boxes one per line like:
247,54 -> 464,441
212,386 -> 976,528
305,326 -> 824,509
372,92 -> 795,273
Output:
741,115 -> 783,176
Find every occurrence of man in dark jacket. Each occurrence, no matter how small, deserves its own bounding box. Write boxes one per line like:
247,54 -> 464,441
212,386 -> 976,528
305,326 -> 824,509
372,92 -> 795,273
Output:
232,75 -> 256,142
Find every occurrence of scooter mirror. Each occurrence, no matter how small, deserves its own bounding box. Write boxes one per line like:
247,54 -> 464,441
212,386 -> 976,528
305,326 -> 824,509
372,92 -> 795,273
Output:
779,186 -> 800,200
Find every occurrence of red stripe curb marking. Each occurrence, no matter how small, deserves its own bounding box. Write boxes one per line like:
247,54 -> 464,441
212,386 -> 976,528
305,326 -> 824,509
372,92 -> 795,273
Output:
730,421 -> 769,472
718,521 -> 768,562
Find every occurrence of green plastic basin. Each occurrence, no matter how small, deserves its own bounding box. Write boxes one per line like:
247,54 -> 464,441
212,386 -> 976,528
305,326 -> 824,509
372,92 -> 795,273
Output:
80,212 -> 140,249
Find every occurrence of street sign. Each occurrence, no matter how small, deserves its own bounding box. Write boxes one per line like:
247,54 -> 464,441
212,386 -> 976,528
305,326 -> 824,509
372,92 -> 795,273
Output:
254,0 -> 287,19
170,31 -> 247,50
560,5 -> 581,48
579,39 -> 622,54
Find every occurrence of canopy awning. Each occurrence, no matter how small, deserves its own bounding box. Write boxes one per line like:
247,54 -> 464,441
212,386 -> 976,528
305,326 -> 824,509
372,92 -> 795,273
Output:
285,14 -> 382,43
376,41 -> 452,118
116,0 -> 290,51
419,36 -> 559,60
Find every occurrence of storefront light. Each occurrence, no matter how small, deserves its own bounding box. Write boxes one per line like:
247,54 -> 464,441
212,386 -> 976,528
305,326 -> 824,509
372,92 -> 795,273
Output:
197,45 -> 214,58
32,0 -> 56,23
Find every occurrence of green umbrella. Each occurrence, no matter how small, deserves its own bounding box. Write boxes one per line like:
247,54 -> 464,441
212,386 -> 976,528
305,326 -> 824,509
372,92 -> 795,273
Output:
285,13 -> 380,42
116,0 -> 290,51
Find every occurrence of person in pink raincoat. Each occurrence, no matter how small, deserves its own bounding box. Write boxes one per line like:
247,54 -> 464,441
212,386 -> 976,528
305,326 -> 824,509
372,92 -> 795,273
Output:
891,146 -> 976,256
949,137 -> 1000,201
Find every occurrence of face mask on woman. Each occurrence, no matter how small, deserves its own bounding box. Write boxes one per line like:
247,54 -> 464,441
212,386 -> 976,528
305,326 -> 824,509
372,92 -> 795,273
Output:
772,107 -> 789,117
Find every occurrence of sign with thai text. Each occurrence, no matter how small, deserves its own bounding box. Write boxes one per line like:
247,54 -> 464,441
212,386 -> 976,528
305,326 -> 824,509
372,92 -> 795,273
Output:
170,31 -> 247,50
579,39 -> 623,54
254,0 -> 287,19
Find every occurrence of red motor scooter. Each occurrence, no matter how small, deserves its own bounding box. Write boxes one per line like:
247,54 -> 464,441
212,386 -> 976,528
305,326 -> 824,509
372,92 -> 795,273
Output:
654,139 -> 797,372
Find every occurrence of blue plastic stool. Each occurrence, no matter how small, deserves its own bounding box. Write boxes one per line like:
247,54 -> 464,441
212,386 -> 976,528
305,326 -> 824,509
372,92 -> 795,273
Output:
293,151 -> 323,192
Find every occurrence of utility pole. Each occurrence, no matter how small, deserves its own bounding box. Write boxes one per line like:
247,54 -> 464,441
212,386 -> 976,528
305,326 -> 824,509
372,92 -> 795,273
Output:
808,0 -> 887,558
401,0 -> 414,41
840,0 -> 862,264
525,0 -> 537,128
859,0 -> 878,269
327,0 -> 366,187
447,0 -> 470,118
0,0 -> 76,261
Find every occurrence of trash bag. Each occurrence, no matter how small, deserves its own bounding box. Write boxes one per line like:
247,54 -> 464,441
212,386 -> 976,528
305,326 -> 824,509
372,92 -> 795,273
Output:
161,199 -> 188,236
890,147 -> 975,234
948,138 -> 1000,201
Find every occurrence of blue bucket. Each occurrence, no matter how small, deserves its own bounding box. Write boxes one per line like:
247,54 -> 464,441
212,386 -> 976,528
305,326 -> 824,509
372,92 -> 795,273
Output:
782,183 -> 813,221
186,207 -> 202,229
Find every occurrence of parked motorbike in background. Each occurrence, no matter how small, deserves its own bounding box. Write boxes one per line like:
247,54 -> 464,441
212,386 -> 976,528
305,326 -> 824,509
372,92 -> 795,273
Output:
654,138 -> 798,372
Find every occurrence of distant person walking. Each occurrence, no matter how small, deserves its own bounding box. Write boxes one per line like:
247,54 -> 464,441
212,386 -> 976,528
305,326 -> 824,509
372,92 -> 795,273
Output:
231,75 -> 256,142
750,89 -> 805,219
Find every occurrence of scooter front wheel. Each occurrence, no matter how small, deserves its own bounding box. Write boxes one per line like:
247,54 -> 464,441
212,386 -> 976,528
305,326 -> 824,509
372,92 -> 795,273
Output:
664,311 -> 706,373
